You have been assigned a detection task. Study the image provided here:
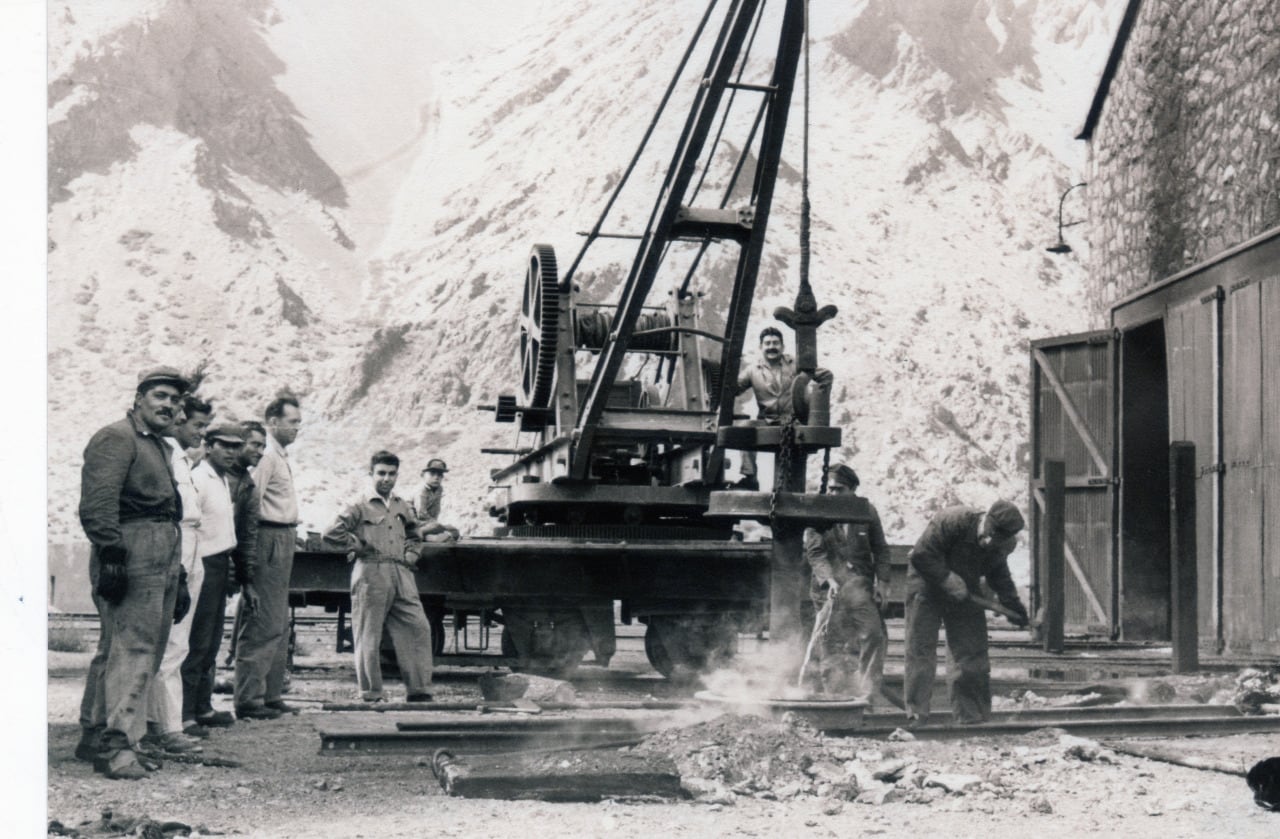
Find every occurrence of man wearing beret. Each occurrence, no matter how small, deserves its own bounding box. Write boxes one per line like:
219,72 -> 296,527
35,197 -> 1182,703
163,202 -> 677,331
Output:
182,424 -> 251,733
802,464 -> 890,700
416,458 -> 460,543
904,499 -> 1030,725
76,366 -> 189,779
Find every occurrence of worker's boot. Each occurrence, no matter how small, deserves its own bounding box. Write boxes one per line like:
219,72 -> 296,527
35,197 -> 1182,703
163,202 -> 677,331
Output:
74,727 -> 102,762
93,748 -> 149,780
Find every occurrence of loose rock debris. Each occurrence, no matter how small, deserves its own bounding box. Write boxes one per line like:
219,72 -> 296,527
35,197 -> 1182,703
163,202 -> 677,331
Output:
47,810 -> 201,838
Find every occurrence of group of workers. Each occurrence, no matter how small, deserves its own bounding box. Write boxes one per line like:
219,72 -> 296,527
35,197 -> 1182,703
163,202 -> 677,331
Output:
734,326 -> 1032,726
74,366 -> 458,779
76,327 -> 1030,779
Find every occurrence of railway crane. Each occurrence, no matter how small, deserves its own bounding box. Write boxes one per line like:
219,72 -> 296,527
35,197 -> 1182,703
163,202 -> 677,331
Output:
291,0 -> 873,677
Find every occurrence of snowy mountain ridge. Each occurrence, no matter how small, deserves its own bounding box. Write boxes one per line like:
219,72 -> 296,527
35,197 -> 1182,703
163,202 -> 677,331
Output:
47,0 -> 1119,575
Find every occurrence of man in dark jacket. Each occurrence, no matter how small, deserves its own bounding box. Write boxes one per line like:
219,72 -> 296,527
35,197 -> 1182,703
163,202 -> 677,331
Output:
802,464 -> 890,700
904,499 -> 1029,725
76,366 -> 189,780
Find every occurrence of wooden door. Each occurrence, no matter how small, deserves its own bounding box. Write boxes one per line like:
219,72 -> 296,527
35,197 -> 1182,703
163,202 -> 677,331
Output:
1030,331 -> 1116,635
1165,292 -> 1221,645
1222,277 -> 1280,650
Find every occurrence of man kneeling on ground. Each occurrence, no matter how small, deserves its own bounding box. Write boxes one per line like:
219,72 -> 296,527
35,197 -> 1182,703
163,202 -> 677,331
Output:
323,450 -> 434,703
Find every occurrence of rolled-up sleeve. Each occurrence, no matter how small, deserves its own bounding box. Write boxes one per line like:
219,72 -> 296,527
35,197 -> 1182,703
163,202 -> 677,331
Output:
78,426 -> 133,548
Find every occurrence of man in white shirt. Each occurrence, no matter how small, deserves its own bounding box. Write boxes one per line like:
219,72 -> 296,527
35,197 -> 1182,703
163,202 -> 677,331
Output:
142,395 -> 210,753
234,396 -> 302,719
181,425 -> 244,731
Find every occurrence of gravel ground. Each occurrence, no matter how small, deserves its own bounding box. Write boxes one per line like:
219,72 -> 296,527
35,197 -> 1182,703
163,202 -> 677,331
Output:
45,623 -> 1280,838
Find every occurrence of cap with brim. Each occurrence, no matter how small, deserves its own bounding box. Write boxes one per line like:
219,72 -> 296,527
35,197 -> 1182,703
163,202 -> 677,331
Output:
422,458 -> 449,474
825,463 -> 859,488
986,499 -> 1026,538
136,366 -> 190,394
206,424 -> 245,445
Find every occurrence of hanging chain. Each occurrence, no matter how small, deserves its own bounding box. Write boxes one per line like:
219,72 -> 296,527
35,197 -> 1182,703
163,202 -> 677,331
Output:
819,445 -> 831,494
768,417 -> 799,528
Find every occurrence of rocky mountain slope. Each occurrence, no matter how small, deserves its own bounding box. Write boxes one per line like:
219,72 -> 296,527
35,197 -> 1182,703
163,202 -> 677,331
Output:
47,0 -> 1119,578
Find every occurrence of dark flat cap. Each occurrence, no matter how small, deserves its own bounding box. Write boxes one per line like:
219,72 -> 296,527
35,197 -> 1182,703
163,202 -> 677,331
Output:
826,463 -> 860,489
136,366 -> 190,394
422,458 -> 449,474
986,499 -> 1026,537
205,424 -> 245,445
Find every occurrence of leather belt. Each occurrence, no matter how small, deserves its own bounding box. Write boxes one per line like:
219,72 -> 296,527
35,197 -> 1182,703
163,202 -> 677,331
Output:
259,521 -> 297,529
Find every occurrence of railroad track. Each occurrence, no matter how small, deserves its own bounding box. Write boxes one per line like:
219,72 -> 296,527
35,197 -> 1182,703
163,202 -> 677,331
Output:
314,702 -> 1280,755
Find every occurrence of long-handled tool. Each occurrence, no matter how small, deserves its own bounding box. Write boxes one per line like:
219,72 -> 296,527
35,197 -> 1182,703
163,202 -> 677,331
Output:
969,594 -> 1028,626
797,596 -> 835,688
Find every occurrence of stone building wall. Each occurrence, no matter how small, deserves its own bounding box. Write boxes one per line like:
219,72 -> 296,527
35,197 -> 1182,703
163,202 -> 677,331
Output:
1086,0 -> 1280,322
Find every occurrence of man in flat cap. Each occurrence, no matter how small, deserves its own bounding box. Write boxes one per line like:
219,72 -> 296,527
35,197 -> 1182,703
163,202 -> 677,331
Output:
904,499 -> 1030,725
76,366 -> 189,779
802,464 -> 890,700
182,424 -> 250,733
416,458 -> 460,543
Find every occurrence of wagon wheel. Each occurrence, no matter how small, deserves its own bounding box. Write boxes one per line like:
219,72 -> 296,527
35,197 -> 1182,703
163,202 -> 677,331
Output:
519,244 -> 560,409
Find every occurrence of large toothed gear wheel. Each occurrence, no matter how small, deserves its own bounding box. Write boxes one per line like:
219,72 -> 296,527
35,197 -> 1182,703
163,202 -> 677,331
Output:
519,244 -> 560,409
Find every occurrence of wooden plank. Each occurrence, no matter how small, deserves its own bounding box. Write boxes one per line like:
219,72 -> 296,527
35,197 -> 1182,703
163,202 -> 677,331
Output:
1170,442 -> 1199,672
1223,283 -> 1263,650
1043,460 -> 1066,652
1103,741 -> 1249,776
1263,278 -> 1280,643
1033,347 -> 1110,475
432,750 -> 683,801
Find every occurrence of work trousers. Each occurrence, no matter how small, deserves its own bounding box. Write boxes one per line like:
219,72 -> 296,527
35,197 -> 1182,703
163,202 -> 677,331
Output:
737,418 -> 780,479
903,587 -> 991,723
146,524 -> 202,734
181,552 -> 231,722
78,521 -> 181,752
352,560 -> 433,700
814,577 -> 885,699
234,525 -> 295,709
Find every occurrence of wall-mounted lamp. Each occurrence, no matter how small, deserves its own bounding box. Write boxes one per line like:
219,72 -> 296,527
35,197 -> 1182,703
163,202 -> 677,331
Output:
1046,181 -> 1087,254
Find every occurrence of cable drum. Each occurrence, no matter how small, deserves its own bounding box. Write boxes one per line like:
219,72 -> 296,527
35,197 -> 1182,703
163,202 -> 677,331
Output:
574,310 -> 676,352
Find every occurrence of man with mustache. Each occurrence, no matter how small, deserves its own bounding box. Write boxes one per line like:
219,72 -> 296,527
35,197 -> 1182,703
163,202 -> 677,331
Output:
75,366 -> 189,779
234,396 -> 302,719
733,326 -> 832,490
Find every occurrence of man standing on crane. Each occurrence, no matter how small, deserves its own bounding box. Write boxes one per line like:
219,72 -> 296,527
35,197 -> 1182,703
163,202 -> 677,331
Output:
734,327 -> 832,490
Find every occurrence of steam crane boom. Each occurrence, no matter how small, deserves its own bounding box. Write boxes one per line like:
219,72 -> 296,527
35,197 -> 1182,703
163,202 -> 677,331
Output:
571,0 -> 807,482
